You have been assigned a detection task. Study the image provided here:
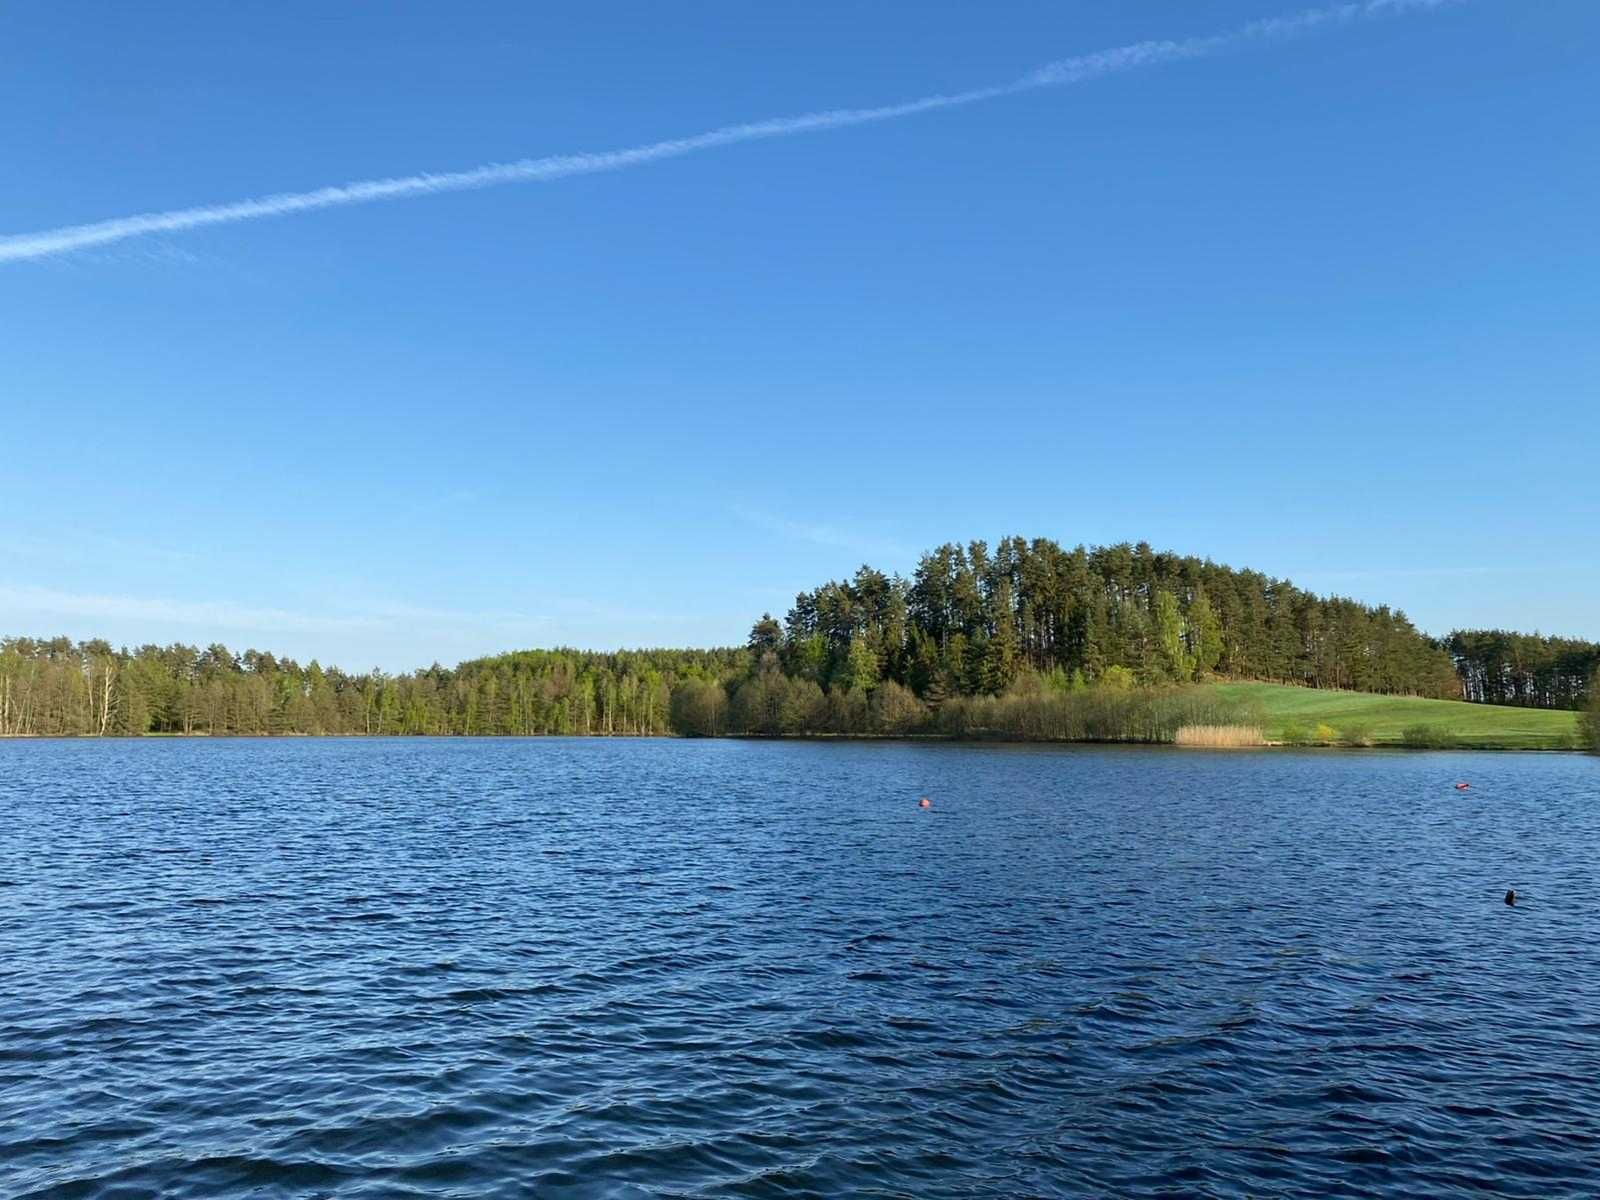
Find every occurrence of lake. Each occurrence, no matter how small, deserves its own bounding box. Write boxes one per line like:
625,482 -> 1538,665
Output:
2,738 -> 1598,1197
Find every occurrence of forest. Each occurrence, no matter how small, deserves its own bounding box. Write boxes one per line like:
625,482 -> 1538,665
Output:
2,537 -> 1595,743
0,640 -> 741,738
1447,630 -> 1600,711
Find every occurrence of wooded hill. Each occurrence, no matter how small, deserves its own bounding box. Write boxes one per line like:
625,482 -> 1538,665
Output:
2,537 -> 1595,740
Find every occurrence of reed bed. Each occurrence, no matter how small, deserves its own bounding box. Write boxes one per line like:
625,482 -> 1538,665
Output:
932,686 -> 1261,744
1173,724 -> 1265,748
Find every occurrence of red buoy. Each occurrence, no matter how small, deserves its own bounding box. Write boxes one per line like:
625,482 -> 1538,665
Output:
1455,782 -> 1470,791
918,797 -> 931,809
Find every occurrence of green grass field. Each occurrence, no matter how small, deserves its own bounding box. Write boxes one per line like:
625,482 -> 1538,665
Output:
1211,682 -> 1582,751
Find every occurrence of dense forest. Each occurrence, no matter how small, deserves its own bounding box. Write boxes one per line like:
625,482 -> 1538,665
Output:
0,639 -> 743,738
1447,630 -> 1600,711
769,538 -> 1463,701
2,537 -> 1595,742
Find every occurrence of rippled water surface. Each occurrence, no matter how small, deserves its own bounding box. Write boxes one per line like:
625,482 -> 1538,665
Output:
3,739 -> 1599,1198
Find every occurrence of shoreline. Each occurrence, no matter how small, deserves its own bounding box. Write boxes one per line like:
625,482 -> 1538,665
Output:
1,730 -> 1583,753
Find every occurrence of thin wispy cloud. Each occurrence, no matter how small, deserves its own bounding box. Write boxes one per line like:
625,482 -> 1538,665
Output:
0,0 -> 1461,265
0,582 -> 723,647
0,531 -> 200,569
0,584 -> 551,639
734,508 -> 914,561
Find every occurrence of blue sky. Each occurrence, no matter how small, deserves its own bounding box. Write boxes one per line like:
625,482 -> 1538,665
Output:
2,0 -> 1596,671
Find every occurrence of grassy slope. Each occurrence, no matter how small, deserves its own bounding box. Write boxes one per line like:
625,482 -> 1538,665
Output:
1212,682 -> 1581,750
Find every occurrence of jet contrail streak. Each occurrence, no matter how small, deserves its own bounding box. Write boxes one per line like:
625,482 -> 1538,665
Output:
0,0 -> 1460,264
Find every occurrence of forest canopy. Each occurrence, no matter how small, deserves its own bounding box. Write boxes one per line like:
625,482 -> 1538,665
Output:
2,538 -> 1594,739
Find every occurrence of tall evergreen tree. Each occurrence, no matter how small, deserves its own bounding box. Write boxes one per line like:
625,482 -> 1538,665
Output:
747,614 -> 784,658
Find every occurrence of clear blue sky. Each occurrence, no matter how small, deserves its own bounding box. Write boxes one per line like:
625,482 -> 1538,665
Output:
2,1 -> 1595,671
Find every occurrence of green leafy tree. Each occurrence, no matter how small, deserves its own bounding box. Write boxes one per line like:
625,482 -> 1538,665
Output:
827,686 -> 870,733
790,633 -> 829,684
1154,589 -> 1193,682
1100,665 -> 1136,691
1188,587 -> 1224,679
731,671 -> 788,735
670,679 -> 727,737
780,678 -> 826,733
868,680 -> 925,734
843,635 -> 880,693
1040,667 -> 1073,693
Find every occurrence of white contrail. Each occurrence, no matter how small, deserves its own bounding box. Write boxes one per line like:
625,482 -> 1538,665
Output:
0,0 -> 1460,265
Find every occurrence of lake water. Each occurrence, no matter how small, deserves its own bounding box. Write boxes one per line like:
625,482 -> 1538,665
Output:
2,739 -> 1598,1198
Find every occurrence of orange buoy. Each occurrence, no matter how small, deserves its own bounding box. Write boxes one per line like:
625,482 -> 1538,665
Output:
918,797 -> 931,809
1455,782 -> 1471,791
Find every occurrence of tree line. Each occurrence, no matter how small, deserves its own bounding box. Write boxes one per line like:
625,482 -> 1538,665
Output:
0,632 -> 1256,744
0,637 -> 743,738
1447,630 -> 1600,711
3,537 -> 1595,742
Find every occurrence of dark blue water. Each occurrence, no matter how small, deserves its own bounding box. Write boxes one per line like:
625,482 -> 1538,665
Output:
2,739 -> 1598,1198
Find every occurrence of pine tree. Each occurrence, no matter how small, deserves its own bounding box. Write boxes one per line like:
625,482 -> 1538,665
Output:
747,614 -> 783,658
982,617 -> 1020,694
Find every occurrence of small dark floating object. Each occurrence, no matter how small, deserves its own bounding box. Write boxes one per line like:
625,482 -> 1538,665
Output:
1455,782 -> 1471,791
918,797 -> 931,809
1505,890 -> 1516,907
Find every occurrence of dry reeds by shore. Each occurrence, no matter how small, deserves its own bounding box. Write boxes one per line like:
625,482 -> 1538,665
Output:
1173,724 -> 1265,748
